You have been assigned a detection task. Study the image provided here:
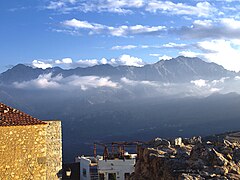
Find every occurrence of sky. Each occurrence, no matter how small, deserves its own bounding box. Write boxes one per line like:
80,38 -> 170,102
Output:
1,0 -> 240,72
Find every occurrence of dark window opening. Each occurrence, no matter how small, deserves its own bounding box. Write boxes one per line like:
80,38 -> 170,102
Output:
125,173 -> 130,179
108,173 -> 117,180
83,168 -> 87,177
99,173 -> 104,180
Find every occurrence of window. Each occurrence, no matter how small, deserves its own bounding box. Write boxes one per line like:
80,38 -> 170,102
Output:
108,173 -> 117,180
125,173 -> 130,180
83,168 -> 87,177
99,173 -> 104,180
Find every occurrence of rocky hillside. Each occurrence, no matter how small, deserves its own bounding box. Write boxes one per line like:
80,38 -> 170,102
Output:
130,134 -> 240,180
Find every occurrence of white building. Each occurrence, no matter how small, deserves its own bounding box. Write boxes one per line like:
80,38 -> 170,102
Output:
98,153 -> 136,180
75,156 -> 98,180
75,153 -> 136,180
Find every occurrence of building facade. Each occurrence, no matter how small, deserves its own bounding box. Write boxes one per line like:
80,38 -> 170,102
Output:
0,103 -> 62,180
74,153 -> 136,180
75,156 -> 98,180
98,157 -> 136,180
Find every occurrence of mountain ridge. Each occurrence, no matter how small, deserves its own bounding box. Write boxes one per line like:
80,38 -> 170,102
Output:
0,56 -> 236,84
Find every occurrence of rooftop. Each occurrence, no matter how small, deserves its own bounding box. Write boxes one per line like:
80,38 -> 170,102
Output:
0,103 -> 46,126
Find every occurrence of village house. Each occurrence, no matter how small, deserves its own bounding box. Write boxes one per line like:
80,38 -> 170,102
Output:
71,142 -> 138,180
0,103 -> 62,179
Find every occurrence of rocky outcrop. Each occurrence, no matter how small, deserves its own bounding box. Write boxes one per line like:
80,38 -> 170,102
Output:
130,137 -> 240,180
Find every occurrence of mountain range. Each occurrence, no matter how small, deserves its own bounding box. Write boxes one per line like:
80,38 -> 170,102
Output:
0,56 -> 240,162
0,56 -> 237,84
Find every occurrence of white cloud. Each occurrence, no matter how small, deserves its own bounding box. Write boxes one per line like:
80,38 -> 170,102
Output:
193,19 -> 213,27
63,19 -> 102,29
210,88 -> 221,93
45,1 -> 65,10
62,19 -> 166,37
141,45 -> 151,49
179,51 -> 199,58
174,39 -> 240,72
82,0 -> 145,14
217,0 -> 240,2
68,0 -> 77,4
31,54 -> 146,69
32,60 -> 52,69
162,42 -> 187,48
211,77 -> 229,85
46,0 -> 145,14
191,79 -> 208,87
77,59 -> 99,67
127,24 -> 165,34
121,77 -> 159,87
221,18 -> 240,29
107,24 -> 166,37
13,73 -> 61,89
100,58 -> 108,64
53,29 -> 82,36
111,43 -> 188,51
149,53 -> 161,57
75,55 -> 145,67
66,75 -> 119,90
146,1 -> 216,17
190,77 -> 236,94
235,76 -> 240,80
33,58 -> 74,69
197,39 -> 240,72
45,0 -> 220,19
112,45 -> 137,50
110,54 -> 145,67
13,73 -> 119,90
188,76 -> 240,94
176,18 -> 240,40
55,58 -> 73,64
158,55 -> 172,60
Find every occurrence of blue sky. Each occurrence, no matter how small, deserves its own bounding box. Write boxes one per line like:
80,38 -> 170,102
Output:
1,0 -> 240,72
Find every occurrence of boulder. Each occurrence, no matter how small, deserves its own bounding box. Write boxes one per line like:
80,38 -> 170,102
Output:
149,138 -> 171,148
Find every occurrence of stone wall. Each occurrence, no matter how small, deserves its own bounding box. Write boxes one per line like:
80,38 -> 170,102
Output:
0,124 -> 47,179
44,121 -> 62,180
0,121 -> 62,180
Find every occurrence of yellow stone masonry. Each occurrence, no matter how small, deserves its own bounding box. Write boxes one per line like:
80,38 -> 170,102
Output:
45,121 -> 62,180
0,121 -> 62,180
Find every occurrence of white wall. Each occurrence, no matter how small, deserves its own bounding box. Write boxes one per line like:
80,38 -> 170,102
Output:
98,159 -> 135,180
75,157 -> 91,180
